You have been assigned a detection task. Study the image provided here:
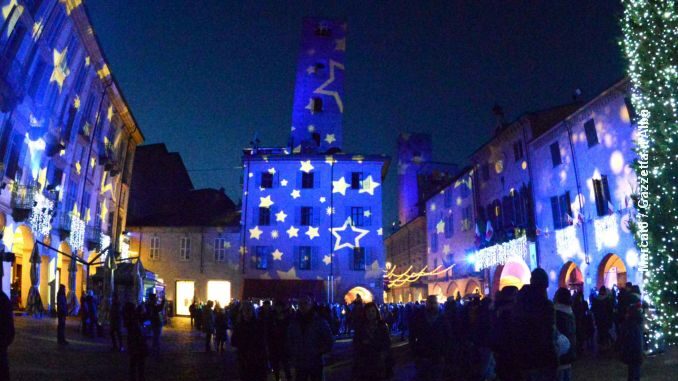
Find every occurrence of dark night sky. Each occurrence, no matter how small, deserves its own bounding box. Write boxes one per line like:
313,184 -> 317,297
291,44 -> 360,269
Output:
86,1 -> 625,226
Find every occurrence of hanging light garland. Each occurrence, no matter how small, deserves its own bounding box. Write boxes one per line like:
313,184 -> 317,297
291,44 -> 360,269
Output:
384,264 -> 455,289
621,0 -> 677,345
69,216 -> 85,254
29,193 -> 54,238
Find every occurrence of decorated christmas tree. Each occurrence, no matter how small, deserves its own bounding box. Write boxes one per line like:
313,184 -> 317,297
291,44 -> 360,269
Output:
621,0 -> 678,345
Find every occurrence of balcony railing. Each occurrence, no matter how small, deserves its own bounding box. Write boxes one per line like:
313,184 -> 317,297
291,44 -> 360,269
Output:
53,209 -> 73,237
85,224 -> 102,250
10,183 -> 36,210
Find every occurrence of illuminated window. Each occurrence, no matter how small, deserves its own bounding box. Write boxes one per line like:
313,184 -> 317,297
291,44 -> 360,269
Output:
259,207 -> 271,226
254,246 -> 270,269
261,172 -> 273,188
352,247 -> 366,271
301,207 -> 313,226
299,246 -> 312,270
150,236 -> 160,260
214,237 -> 227,262
593,176 -> 612,217
551,191 -> 572,229
513,140 -> 524,162
584,119 -> 599,147
351,172 -> 363,189
302,172 -> 314,188
550,142 -> 562,167
180,237 -> 191,261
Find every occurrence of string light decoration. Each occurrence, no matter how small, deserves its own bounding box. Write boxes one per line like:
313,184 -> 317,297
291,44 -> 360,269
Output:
69,217 -> 85,254
621,0 -> 677,344
470,235 -> 528,272
29,193 -> 54,238
384,264 -> 455,288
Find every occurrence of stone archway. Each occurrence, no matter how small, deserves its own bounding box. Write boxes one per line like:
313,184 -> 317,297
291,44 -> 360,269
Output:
559,261 -> 584,293
598,253 -> 627,289
12,225 -> 35,308
492,258 -> 531,295
446,281 -> 460,299
431,283 -> 444,302
464,279 -> 482,297
344,286 -> 373,304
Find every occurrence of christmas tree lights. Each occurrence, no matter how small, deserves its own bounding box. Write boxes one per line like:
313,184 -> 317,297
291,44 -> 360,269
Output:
621,0 -> 678,344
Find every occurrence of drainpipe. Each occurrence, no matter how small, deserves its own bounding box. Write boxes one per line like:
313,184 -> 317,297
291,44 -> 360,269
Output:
565,121 -> 590,264
328,160 -> 334,304
522,122 -> 539,268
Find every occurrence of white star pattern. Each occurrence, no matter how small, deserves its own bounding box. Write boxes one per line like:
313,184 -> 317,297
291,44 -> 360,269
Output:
319,197 -> 326,203
271,230 -> 279,239
364,210 -> 371,217
313,59 -> 344,113
291,189 -> 301,199
280,179 -> 288,187
259,195 -> 274,208
268,167 -> 276,175
323,255 -> 332,266
326,207 -> 335,216
272,249 -> 283,260
436,220 -> 445,234
332,177 -> 350,195
286,225 -> 299,238
377,228 -> 383,236
249,226 -> 263,240
305,226 -> 320,240
325,155 -> 336,165
331,217 -> 369,251
308,125 -> 315,132
275,210 -> 288,222
324,134 -> 336,144
359,175 -> 380,196
300,160 -> 314,173
442,244 -> 451,255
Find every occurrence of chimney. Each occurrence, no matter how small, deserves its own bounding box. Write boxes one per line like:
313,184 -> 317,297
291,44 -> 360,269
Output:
492,103 -> 505,133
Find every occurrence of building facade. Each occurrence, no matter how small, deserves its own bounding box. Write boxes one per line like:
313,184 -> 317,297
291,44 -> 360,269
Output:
384,215 -> 427,303
0,0 -> 143,312
240,18 -> 389,304
530,79 -> 640,298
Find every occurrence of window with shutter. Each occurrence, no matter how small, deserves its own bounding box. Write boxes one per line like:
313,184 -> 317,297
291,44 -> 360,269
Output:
352,247 -> 365,271
261,172 -> 273,188
302,172 -> 314,188
550,142 -> 562,167
351,172 -> 363,189
584,119 -> 599,147
301,207 -> 313,226
150,236 -> 160,260
258,207 -> 271,226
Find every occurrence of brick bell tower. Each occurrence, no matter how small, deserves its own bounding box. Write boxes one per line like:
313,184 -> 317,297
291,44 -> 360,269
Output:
289,18 -> 346,154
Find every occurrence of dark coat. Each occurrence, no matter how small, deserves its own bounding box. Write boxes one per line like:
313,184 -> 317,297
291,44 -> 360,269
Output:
352,320 -> 392,380
409,309 -> 451,360
286,312 -> 334,369
554,304 -> 577,365
619,306 -> 644,365
125,319 -> 148,358
57,290 -> 68,318
512,286 -> 558,371
268,314 -> 290,359
231,318 -> 269,379
0,291 -> 14,351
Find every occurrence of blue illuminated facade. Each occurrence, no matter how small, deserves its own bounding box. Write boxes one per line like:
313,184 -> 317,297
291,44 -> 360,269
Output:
0,0 -> 143,310
240,19 -> 388,304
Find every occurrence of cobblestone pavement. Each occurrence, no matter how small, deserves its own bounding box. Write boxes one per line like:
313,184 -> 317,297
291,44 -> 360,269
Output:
7,315 -> 677,380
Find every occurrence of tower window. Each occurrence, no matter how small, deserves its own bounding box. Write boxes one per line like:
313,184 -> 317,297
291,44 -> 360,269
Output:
351,172 -> 363,189
311,97 -> 323,113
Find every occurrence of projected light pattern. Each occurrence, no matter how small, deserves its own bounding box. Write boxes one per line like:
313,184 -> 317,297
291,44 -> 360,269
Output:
29,193 -> 54,238
241,154 -> 387,301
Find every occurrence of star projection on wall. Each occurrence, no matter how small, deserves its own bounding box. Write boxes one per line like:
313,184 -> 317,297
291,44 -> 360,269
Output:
286,225 -> 299,238
249,226 -> 263,240
331,217 -> 369,251
300,160 -> 314,173
436,220 -> 445,234
259,195 -> 274,208
275,210 -> 287,222
305,226 -> 320,240
359,175 -> 380,195
280,179 -> 288,187
325,134 -> 336,144
323,254 -> 332,266
332,177 -> 350,195
314,60 -> 345,113
50,48 -> 70,91
291,189 -> 301,199
272,249 -> 283,261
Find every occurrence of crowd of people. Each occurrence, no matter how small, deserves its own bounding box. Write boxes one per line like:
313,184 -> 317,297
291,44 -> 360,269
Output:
0,269 -> 652,381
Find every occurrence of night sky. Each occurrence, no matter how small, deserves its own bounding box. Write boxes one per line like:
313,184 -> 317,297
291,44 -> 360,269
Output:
86,1 -> 625,226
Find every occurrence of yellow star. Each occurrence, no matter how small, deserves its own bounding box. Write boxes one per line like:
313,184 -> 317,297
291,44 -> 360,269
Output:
107,105 -> 114,122
32,19 -> 43,40
90,157 -> 96,168
334,37 -> 346,51
50,48 -> 70,92
359,175 -> 381,196
100,201 -> 108,222
314,59 -> 344,113
71,203 -> 79,218
60,0 -> 82,16
324,134 -> 336,144
286,225 -> 299,238
290,189 -> 301,199
272,249 -> 283,261
84,208 -> 91,223
74,161 -> 81,175
276,267 -> 299,280
259,195 -> 274,208
332,177 -> 350,195
305,226 -> 320,240
300,160 -> 314,173
85,56 -> 90,66
249,226 -> 263,240
436,219 -> 445,234
323,255 -> 332,266
73,95 -> 80,109
97,63 -> 110,79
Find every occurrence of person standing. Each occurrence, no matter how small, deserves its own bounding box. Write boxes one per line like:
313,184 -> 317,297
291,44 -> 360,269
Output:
352,302 -> 392,381
202,300 -> 215,352
554,288 -> 576,381
512,269 -> 558,381
1,290 -> 15,381
189,300 -> 197,329
268,300 -> 292,381
57,284 -> 68,345
231,301 -> 268,381
146,294 -> 165,351
619,292 -> 644,381
110,293 -> 123,351
409,295 -> 450,381
214,306 -> 228,353
287,296 -> 334,381
124,303 -> 148,381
